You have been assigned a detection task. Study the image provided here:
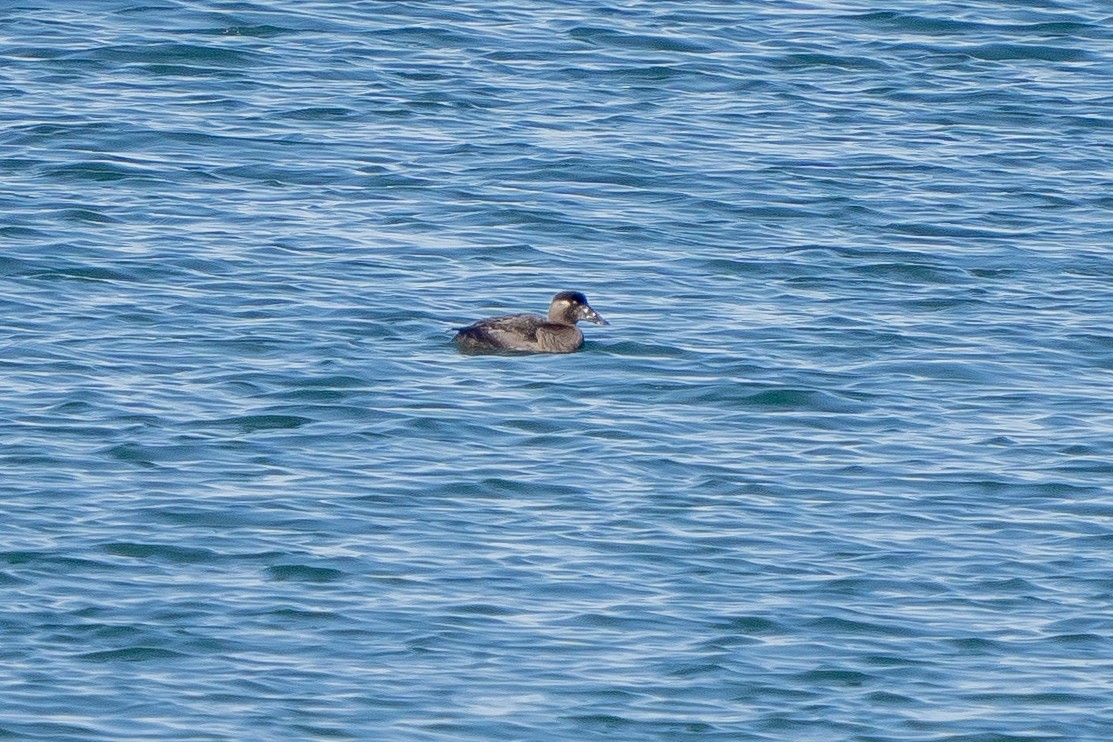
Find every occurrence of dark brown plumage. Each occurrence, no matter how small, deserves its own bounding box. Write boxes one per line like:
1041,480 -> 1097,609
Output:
453,291 -> 609,354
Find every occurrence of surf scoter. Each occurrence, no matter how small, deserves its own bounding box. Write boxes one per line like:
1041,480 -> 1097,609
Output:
453,291 -> 608,354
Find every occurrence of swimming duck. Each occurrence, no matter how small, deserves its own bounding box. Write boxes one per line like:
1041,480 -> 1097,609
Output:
453,291 -> 609,354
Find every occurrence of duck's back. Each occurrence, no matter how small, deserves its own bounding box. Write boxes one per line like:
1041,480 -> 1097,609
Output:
453,313 -> 583,354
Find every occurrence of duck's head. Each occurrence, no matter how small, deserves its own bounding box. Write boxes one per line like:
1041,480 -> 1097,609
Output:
547,291 -> 609,326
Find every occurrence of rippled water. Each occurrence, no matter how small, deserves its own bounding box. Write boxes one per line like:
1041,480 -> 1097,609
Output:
3,1 -> 1113,739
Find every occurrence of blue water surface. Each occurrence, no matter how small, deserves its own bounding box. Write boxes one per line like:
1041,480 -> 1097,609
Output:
3,1 -> 1113,739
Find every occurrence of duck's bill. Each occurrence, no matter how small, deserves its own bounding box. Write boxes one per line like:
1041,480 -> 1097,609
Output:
582,306 -> 609,325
